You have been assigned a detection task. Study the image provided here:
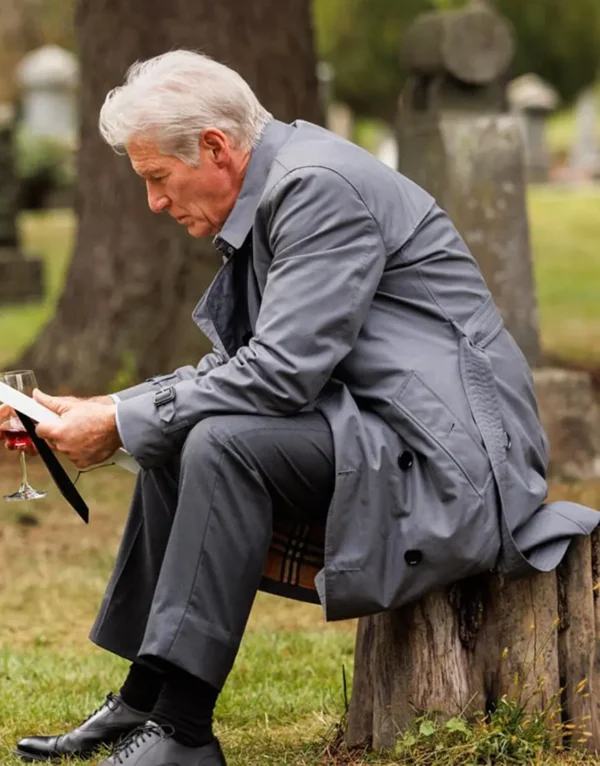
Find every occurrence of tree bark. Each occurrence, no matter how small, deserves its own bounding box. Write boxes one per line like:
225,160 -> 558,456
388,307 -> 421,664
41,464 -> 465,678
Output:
20,0 -> 321,394
347,529 -> 600,753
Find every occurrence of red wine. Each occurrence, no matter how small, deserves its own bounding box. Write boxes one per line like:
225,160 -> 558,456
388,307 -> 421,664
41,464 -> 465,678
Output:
4,429 -> 33,450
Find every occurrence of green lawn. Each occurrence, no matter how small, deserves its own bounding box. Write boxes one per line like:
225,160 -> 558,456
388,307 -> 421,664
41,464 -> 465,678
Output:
1,462 -> 599,765
1,193 -> 600,764
0,463 -> 357,766
529,185 -> 600,367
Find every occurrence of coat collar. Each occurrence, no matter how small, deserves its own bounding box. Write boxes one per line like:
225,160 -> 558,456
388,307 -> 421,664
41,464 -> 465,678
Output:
213,119 -> 295,256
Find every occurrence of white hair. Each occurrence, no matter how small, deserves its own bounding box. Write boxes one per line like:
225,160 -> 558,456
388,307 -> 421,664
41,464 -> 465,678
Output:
99,50 -> 273,165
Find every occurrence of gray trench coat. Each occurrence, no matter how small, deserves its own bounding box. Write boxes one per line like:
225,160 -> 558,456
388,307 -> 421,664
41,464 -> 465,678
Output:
114,119 -> 599,621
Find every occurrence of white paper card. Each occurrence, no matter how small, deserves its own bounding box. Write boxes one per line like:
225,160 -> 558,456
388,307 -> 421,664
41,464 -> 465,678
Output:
0,382 -> 140,475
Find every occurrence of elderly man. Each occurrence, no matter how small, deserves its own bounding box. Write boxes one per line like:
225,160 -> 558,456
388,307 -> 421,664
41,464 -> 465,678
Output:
6,50 -> 598,766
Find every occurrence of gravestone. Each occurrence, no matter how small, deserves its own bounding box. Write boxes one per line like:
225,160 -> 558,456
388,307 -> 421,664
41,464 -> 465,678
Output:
396,0 -> 541,366
569,89 -> 600,181
327,102 -> 354,141
316,61 -> 334,119
15,45 -> 79,142
508,73 -> 560,183
376,132 -> 398,169
0,104 -> 44,304
316,61 -> 354,141
533,368 -> 600,481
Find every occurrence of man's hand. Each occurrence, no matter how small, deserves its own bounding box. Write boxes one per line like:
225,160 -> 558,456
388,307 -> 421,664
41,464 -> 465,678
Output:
42,394 -> 116,407
33,390 -> 122,469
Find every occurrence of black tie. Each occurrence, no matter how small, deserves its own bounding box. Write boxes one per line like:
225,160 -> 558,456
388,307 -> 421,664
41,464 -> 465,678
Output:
18,412 -> 89,524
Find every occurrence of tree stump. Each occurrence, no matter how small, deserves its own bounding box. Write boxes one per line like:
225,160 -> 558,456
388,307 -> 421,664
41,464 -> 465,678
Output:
347,529 -> 600,752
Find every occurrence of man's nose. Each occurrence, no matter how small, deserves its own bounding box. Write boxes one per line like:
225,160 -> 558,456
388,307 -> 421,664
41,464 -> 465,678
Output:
147,184 -> 170,214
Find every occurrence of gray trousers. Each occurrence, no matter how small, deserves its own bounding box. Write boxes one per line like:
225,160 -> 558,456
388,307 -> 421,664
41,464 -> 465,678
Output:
89,412 -> 334,690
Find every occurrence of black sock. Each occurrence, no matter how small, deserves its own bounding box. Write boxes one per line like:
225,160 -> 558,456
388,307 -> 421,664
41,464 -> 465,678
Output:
150,663 -> 219,748
119,662 -> 165,714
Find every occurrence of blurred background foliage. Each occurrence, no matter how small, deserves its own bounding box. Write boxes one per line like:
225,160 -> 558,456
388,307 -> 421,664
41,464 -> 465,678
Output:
0,0 -> 74,101
2,0 -> 599,117
1,0 -> 599,202
314,0 -> 600,120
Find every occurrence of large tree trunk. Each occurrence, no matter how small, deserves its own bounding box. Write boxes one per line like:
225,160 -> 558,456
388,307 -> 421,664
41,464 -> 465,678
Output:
347,530 -> 600,754
20,0 -> 321,394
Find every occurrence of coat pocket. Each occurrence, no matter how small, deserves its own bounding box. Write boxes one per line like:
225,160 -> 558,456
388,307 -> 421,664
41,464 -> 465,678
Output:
390,371 -> 492,497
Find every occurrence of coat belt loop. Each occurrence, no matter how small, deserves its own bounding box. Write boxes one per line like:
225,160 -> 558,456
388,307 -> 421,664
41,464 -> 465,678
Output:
463,295 -> 505,349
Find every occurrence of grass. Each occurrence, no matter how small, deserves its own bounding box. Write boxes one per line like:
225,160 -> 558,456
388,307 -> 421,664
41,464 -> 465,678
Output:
0,461 -> 357,766
1,462 -> 598,766
0,196 -> 600,763
528,185 -> 600,367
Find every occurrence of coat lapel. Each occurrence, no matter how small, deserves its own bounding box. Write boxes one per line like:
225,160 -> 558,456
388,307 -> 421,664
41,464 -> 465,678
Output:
192,242 -> 253,359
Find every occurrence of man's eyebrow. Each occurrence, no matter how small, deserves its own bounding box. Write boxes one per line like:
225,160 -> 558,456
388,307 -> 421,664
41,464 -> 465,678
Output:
134,165 -> 165,178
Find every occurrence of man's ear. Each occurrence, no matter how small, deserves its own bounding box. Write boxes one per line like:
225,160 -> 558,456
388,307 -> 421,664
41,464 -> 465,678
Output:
201,129 -> 228,164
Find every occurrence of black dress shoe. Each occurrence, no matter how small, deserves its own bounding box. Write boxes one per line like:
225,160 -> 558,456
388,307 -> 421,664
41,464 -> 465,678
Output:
99,721 -> 226,765
14,693 -> 148,762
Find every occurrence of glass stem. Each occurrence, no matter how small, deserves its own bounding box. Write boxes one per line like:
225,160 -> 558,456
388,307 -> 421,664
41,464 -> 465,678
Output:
19,450 -> 29,489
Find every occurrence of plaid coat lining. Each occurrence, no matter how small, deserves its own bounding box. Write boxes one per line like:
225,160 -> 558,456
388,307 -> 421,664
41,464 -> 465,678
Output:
259,518 -> 326,605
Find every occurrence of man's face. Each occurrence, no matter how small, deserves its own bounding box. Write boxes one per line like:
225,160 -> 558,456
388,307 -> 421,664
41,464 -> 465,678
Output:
128,129 -> 248,238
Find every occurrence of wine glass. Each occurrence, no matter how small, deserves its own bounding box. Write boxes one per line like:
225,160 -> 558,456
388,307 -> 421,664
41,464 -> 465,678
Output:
1,370 -> 47,502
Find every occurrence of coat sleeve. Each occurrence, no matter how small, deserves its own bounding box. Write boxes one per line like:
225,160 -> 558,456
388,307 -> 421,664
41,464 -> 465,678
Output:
116,167 -> 387,467
110,349 -> 226,401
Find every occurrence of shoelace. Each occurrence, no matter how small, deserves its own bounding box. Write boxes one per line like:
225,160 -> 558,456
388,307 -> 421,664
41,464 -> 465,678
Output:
77,692 -> 120,728
110,721 -> 174,765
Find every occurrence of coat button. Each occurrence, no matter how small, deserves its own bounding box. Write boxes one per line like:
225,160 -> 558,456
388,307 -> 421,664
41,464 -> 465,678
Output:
405,549 -> 422,566
398,451 -> 414,471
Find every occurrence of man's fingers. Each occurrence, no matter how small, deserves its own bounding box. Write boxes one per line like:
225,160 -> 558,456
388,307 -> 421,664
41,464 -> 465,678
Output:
35,421 -> 60,443
0,404 -> 16,428
32,389 -> 74,416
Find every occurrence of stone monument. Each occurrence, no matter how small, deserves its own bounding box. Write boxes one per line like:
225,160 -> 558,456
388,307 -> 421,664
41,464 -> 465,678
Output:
508,73 -> 560,183
534,368 -> 600,481
0,104 -> 44,304
569,88 -> 600,181
396,0 -> 541,366
15,45 -> 79,142
316,61 -> 354,141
